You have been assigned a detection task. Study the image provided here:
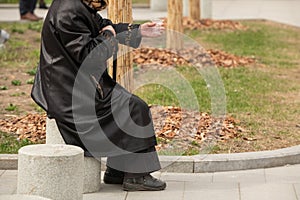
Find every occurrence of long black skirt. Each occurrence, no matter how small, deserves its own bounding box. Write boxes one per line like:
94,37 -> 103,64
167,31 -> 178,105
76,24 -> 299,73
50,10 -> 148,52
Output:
54,77 -> 160,173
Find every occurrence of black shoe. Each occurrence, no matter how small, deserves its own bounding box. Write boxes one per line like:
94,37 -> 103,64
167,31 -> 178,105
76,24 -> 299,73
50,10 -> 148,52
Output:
39,3 -> 48,9
123,175 -> 167,191
103,167 -> 125,184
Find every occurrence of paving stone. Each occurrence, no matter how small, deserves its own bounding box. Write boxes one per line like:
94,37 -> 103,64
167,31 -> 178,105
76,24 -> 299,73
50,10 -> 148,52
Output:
126,182 -> 184,200
0,171 -> 5,177
293,183 -> 300,200
184,182 -> 239,200
213,168 -> 265,184
161,172 -> 213,183
0,170 -> 17,195
265,165 -> 300,184
240,183 -> 297,200
83,184 -> 127,200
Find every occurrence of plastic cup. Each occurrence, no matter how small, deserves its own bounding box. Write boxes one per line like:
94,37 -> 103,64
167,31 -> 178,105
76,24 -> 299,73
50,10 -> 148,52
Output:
151,18 -> 164,35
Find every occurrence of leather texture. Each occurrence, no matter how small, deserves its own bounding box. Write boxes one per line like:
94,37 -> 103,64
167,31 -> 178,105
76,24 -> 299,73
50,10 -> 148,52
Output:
31,0 -> 157,157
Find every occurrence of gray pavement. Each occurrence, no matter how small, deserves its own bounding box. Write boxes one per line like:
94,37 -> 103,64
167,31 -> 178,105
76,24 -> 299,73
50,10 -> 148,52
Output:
1,164 -> 300,199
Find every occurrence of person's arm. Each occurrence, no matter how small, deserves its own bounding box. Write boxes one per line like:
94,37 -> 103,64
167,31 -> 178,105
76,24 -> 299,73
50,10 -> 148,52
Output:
112,23 -> 142,48
56,15 -> 117,64
112,22 -> 164,48
94,13 -> 163,48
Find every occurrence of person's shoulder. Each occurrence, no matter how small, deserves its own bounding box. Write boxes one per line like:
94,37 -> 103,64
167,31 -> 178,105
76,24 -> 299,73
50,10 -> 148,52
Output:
48,0 -> 90,22
50,0 -> 86,15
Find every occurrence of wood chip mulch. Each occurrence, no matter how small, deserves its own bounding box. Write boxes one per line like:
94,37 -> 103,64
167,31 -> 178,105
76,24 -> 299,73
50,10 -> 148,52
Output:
133,47 -> 255,68
160,17 -> 247,31
0,106 -> 245,152
151,106 -> 244,151
0,113 -> 46,142
182,17 -> 248,31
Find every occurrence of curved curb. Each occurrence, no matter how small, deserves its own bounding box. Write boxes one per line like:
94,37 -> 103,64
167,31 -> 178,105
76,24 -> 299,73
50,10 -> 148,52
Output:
2,145 -> 300,173
158,145 -> 300,173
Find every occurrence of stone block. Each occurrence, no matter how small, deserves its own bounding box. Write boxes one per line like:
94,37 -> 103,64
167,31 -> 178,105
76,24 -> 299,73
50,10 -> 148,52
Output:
17,144 -> 84,200
46,118 -> 64,144
83,157 -> 101,193
46,118 -> 102,193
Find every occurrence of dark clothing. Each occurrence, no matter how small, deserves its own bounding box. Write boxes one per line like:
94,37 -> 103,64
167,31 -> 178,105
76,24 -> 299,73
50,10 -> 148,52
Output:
107,146 -> 161,174
19,0 -> 38,15
31,0 -> 159,173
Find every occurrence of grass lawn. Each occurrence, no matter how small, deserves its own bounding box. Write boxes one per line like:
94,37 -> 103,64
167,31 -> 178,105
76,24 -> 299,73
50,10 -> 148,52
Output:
0,131 -> 33,153
0,20 -> 299,154
135,20 -> 300,153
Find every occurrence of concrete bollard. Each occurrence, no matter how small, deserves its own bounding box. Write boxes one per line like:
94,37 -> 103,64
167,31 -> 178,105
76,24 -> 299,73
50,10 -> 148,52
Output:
0,195 -> 52,200
46,118 -> 101,193
17,144 -> 84,200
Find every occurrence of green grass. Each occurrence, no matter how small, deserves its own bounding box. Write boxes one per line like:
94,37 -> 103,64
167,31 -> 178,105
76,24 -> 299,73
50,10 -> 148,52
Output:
136,22 -> 300,112
135,21 -> 300,154
135,84 -> 180,107
0,131 -> 33,154
0,86 -> 8,90
135,64 -> 293,115
186,21 -> 300,68
0,22 -> 42,69
5,103 -> 18,111
26,78 -> 35,84
11,79 -> 21,86
27,68 -> 37,76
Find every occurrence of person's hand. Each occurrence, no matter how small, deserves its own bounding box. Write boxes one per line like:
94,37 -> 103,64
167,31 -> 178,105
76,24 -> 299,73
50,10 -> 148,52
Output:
101,25 -> 116,37
140,22 -> 165,38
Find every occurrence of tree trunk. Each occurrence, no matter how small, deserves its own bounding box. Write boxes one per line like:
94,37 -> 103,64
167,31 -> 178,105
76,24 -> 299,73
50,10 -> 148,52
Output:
108,0 -> 133,91
167,0 -> 183,50
189,0 -> 201,20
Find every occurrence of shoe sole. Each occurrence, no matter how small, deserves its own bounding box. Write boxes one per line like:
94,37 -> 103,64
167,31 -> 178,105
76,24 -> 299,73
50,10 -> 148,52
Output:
123,182 -> 166,191
103,175 -> 124,185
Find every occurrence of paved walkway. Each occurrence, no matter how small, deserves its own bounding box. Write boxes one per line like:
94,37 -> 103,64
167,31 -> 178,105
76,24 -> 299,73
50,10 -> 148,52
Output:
1,164 -> 300,200
0,0 -> 300,27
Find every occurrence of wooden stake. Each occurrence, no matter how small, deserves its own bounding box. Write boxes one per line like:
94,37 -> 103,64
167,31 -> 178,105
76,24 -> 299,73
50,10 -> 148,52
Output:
189,0 -> 201,20
108,0 -> 134,91
167,0 -> 183,50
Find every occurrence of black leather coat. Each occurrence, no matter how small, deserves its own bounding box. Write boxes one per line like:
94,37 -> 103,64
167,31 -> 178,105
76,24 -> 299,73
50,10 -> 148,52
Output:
31,0 -> 157,157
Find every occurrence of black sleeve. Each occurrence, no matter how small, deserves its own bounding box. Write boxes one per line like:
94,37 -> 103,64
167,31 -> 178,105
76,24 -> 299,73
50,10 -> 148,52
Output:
112,23 -> 142,48
56,14 -> 117,64
94,14 -> 142,48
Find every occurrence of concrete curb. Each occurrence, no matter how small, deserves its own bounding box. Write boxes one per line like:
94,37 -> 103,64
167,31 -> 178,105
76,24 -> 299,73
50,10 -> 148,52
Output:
1,145 -> 300,173
0,154 -> 18,170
